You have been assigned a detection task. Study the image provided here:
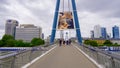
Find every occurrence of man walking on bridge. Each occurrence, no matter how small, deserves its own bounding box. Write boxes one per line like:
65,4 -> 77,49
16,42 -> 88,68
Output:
59,39 -> 62,46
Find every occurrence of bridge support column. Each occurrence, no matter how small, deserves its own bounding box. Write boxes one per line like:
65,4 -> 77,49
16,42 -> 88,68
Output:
50,0 -> 60,44
50,0 -> 82,44
71,0 -> 82,43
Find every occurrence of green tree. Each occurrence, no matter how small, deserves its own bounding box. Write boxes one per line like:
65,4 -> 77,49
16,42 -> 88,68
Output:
90,40 -> 98,47
23,42 -> 31,47
84,40 -> 98,47
113,43 -> 120,46
103,40 -> 113,46
1,34 -> 14,46
84,40 -> 90,45
31,38 -> 45,46
5,39 -> 15,47
14,40 -> 24,47
0,40 -> 3,47
2,34 -> 14,41
14,40 -> 31,47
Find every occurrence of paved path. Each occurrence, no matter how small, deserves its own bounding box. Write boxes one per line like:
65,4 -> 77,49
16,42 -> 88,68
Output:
28,45 -> 98,68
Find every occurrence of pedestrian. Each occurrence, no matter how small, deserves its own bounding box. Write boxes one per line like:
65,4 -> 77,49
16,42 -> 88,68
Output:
66,40 -> 69,45
63,40 -> 65,45
69,39 -> 71,45
59,39 -> 62,46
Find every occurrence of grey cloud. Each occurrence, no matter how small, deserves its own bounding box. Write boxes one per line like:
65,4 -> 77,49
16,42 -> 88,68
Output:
0,5 -> 7,12
0,0 -> 9,5
17,0 -> 56,23
0,25 -> 5,29
0,0 -> 120,38
76,0 -> 120,18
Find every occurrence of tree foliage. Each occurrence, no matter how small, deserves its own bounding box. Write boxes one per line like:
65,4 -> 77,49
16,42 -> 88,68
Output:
0,34 -> 45,47
2,34 -> 14,41
103,40 -> 113,46
31,38 -> 45,46
0,40 -> 3,47
84,39 -> 120,47
1,34 -> 14,45
84,40 -> 98,47
5,39 -> 15,47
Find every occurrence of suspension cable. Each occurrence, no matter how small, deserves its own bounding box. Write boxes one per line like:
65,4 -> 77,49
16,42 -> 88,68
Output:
68,0 -> 70,12
68,0 -> 71,39
63,0 -> 64,12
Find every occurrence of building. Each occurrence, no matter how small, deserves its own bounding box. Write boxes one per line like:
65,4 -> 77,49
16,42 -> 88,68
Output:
107,33 -> 111,39
112,25 -> 119,39
15,24 -> 42,42
101,27 -> 107,39
94,25 -> 101,38
90,30 -> 94,38
5,19 -> 19,38
42,33 -> 44,39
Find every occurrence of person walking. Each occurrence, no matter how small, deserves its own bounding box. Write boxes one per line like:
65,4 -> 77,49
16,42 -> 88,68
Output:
69,39 -> 71,45
66,40 -> 69,45
59,39 -> 62,46
63,40 -> 65,46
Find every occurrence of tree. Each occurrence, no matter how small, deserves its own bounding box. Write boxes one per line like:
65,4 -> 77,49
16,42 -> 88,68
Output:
90,40 -> 98,47
5,39 -> 15,47
31,38 -> 45,46
84,40 -> 98,47
0,34 -> 45,47
103,40 -> 113,46
84,40 -> 90,45
113,43 -> 120,46
1,34 -> 14,46
23,42 -> 31,47
2,34 -> 14,41
0,40 -> 3,47
14,40 -> 24,47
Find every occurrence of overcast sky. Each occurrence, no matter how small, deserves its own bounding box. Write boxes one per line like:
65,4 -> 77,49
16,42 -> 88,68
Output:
0,0 -> 120,39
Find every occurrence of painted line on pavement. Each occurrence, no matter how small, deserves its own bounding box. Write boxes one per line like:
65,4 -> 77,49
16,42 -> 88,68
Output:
74,45 -> 104,68
22,45 -> 57,68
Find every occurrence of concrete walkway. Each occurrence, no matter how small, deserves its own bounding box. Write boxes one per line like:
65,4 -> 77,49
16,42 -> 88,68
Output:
28,45 -> 98,68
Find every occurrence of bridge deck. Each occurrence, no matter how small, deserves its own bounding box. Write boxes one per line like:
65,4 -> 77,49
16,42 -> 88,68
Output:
28,45 -> 98,68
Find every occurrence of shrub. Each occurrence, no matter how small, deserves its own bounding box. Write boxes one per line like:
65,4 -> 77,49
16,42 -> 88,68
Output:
103,40 -> 113,46
31,38 -> 45,46
84,40 -> 98,47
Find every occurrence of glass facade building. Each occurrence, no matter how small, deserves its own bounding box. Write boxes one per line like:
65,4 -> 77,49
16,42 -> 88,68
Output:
90,30 -> 94,38
101,27 -> 107,39
112,25 -> 119,39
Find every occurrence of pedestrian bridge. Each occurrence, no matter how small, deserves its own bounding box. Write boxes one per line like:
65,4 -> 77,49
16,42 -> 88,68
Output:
1,43 -> 120,68
22,44 -> 100,68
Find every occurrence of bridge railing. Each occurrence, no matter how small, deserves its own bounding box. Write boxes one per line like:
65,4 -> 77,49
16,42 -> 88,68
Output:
0,44 -> 56,68
76,43 -> 120,68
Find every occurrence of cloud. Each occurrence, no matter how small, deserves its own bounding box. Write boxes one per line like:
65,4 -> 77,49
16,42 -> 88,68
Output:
76,0 -> 120,18
0,30 -> 4,39
0,0 -> 120,39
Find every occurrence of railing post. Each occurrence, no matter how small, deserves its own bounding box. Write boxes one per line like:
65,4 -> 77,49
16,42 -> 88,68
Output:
29,50 -> 32,62
110,57 -> 115,68
11,55 -> 16,68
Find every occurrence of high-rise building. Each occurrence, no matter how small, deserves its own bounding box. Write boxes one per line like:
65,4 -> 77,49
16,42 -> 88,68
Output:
90,30 -> 94,38
112,25 -> 119,39
15,24 -> 42,42
5,19 -> 19,38
42,33 -> 44,39
101,27 -> 107,39
94,25 -> 101,38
